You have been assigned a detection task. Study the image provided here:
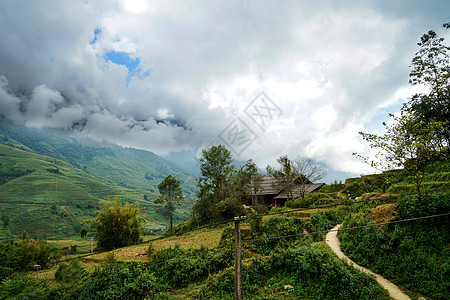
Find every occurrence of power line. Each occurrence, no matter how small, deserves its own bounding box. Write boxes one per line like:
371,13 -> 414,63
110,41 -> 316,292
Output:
6,188 -> 450,273
243,212 -> 450,243
258,187 -> 450,218
17,211 -> 450,299
24,241 -> 235,300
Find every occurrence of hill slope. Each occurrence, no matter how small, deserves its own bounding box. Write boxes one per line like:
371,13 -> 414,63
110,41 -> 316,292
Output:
0,123 -> 197,196
0,142 -> 190,239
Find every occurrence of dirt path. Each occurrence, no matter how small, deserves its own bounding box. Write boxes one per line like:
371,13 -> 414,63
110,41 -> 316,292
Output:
326,224 -> 410,300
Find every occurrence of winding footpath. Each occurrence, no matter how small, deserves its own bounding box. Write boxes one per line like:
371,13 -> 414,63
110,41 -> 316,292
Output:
326,224 -> 410,300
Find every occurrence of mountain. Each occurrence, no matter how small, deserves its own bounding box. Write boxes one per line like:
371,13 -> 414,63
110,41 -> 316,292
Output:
0,123 -> 197,239
0,123 -> 197,196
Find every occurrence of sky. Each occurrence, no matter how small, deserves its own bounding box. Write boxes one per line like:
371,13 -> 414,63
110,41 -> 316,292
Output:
0,0 -> 449,182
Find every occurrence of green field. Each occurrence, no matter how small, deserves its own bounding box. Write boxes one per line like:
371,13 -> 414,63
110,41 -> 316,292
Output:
0,142 -> 191,239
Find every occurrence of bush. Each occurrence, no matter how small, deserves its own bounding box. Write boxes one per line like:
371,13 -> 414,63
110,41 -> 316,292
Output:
320,181 -> 345,193
386,181 -> 450,194
339,194 -> 450,299
216,197 -> 246,219
55,259 -> 87,283
0,232 -> 60,280
198,244 -> 389,300
286,192 -> 343,209
148,244 -> 233,288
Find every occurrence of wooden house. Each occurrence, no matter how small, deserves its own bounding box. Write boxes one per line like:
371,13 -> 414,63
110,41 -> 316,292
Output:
246,176 -> 324,207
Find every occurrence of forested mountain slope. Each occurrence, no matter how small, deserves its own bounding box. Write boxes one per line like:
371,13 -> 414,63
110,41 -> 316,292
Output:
0,123 -> 197,196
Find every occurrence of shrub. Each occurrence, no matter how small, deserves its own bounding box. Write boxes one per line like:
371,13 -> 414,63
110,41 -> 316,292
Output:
339,194 -> 450,299
286,192 -> 342,209
200,244 -> 389,300
320,181 -> 345,193
55,259 -> 87,283
148,244 -> 233,288
216,197 -> 246,219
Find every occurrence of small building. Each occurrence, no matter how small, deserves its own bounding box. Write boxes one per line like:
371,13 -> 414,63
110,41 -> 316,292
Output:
246,176 -> 324,207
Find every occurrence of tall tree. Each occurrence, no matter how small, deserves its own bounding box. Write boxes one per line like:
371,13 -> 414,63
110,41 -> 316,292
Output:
235,159 -> 263,207
80,195 -> 144,251
267,155 -> 297,203
357,24 -> 449,193
194,145 -> 235,223
408,23 -> 450,150
156,174 -> 184,230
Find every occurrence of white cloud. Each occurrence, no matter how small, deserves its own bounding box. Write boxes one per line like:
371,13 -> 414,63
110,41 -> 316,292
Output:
0,0 -> 449,179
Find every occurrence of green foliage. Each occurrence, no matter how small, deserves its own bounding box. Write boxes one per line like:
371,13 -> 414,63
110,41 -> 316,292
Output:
216,197 -> 246,219
320,181 -> 345,193
55,259 -> 87,283
359,111 -> 446,193
194,146 -> 264,224
339,194 -> 450,299
148,244 -> 233,288
286,192 -> 345,209
357,24 -> 450,194
198,244 -> 389,300
82,195 -> 145,251
195,145 -> 235,223
0,167 -> 34,185
0,232 -> 60,280
0,274 -> 49,299
408,25 -> 450,147
386,181 -> 450,194
156,174 -> 184,229
248,209 -> 263,233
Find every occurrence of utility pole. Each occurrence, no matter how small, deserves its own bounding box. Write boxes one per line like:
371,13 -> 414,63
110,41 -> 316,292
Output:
234,216 -> 246,300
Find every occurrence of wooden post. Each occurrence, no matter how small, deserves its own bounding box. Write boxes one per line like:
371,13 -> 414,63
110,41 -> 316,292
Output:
234,216 -> 246,300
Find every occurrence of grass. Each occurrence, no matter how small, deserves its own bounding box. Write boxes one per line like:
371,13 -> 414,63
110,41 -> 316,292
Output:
80,226 -> 225,264
0,143 -> 190,239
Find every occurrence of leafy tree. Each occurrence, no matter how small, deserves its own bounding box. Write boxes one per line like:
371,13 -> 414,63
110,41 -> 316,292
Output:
232,159 -> 263,207
359,111 -> 446,194
81,195 -> 144,251
357,24 -> 449,193
156,175 -> 184,229
0,232 -> 60,280
194,145 -> 235,223
408,23 -> 450,147
267,155 -> 297,202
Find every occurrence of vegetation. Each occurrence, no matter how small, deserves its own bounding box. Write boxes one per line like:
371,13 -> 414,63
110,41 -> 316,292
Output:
0,130 -> 193,239
0,232 -> 60,280
0,123 -> 197,196
339,194 -> 450,299
357,23 -> 449,194
156,175 -> 184,229
193,145 -> 263,224
80,195 -> 145,251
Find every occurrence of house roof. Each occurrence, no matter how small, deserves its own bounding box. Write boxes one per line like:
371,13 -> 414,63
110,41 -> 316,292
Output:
254,176 -> 324,199
257,176 -> 281,195
273,183 -> 325,200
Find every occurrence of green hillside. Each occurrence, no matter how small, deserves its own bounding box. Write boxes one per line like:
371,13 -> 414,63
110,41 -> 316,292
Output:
0,123 -> 197,196
0,143 -> 190,239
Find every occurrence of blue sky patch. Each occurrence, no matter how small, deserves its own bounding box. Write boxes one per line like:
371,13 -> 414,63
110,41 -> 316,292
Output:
90,27 -> 102,45
103,50 -> 151,86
